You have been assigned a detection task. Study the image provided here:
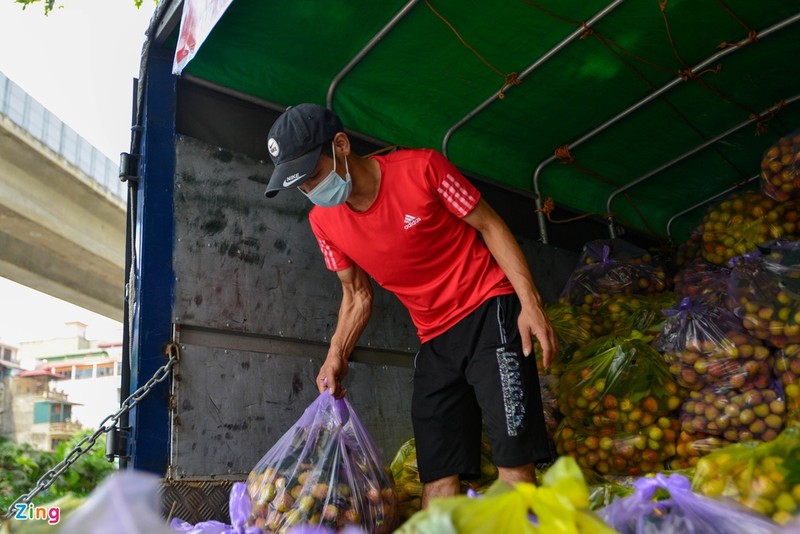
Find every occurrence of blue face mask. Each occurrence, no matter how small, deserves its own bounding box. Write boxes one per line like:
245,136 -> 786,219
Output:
302,142 -> 352,207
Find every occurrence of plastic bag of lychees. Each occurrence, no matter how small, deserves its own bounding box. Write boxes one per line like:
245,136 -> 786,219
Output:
558,331 -> 681,434
656,297 -> 772,393
560,239 -> 668,309
693,423 -> 800,525
728,240 -> 800,348
246,392 -> 396,533
673,257 -> 731,309
761,128 -> 800,203
553,418 -> 679,477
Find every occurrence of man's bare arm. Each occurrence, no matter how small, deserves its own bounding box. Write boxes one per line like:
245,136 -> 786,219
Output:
316,264 -> 374,398
463,198 -> 559,367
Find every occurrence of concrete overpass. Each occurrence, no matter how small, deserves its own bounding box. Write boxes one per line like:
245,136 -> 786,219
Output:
0,72 -> 126,321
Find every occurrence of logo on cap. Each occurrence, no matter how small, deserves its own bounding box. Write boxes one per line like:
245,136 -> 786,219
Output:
268,138 -> 280,158
282,173 -> 306,187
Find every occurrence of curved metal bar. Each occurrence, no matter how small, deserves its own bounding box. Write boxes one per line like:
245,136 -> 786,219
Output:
665,174 -> 758,239
606,94 -> 800,238
533,11 -> 800,244
440,0 -> 626,158
326,0 -> 421,110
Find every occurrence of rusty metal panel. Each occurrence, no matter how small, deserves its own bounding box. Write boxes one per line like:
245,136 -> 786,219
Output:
170,343 -> 414,479
172,135 -> 418,352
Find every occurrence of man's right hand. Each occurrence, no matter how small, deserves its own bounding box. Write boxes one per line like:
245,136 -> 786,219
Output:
317,353 -> 349,399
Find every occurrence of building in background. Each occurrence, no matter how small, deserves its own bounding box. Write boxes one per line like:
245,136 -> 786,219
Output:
17,321 -> 96,362
0,321 -> 123,450
36,345 -> 122,430
0,340 -> 24,444
20,321 -> 122,430
1,369 -> 81,451
0,340 -> 21,379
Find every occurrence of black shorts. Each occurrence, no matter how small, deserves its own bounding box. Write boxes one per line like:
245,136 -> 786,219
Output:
411,293 -> 551,483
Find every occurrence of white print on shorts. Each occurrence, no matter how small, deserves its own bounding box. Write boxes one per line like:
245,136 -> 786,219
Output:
496,347 -> 525,436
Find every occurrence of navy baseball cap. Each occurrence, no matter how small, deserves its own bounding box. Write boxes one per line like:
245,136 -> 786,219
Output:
264,104 -> 344,198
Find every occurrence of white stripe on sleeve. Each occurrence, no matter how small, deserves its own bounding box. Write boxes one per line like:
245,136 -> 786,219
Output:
318,239 -> 340,271
437,173 -> 476,216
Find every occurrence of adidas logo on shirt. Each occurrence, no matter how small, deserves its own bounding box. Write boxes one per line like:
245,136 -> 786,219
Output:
403,214 -> 422,230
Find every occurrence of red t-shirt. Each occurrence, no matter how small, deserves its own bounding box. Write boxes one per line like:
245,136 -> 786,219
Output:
308,148 -> 514,342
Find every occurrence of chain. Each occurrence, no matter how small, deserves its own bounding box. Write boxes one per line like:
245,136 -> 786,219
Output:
2,342 -> 180,521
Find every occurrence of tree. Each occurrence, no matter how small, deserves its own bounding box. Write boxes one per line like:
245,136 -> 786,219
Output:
13,0 -> 56,14
0,431 -> 116,512
0,437 -> 56,511
14,0 -> 149,15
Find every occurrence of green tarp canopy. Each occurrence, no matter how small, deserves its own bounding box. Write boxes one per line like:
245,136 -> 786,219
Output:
175,0 -> 800,244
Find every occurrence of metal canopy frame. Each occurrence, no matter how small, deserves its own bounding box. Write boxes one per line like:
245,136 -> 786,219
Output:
605,94 -> 800,238
440,0 -> 626,158
530,11 -> 800,244
665,174 -> 759,240
326,0 -> 421,110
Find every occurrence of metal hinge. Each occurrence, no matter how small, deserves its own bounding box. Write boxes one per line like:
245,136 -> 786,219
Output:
105,425 -> 131,462
119,152 -> 141,184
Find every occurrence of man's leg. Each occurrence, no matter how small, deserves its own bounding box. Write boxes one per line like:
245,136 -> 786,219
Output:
421,474 -> 460,509
412,302 -> 497,509
469,295 -> 552,486
498,463 -> 538,486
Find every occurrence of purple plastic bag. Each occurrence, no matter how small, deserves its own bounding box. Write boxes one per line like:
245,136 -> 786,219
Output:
760,128 -> 800,202
673,257 -> 731,308
560,239 -> 668,307
598,473 -> 777,534
170,518 -> 229,534
245,392 -> 396,533
575,239 -> 653,267
656,297 -> 772,393
727,240 -> 800,348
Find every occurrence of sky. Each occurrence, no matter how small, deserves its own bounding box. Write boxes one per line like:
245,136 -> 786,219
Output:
0,0 -> 157,346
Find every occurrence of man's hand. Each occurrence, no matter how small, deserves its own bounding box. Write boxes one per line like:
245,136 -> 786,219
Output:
518,304 -> 559,369
317,353 -> 349,399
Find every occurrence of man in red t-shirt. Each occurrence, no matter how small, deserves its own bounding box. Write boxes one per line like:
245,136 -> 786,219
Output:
265,104 -> 558,507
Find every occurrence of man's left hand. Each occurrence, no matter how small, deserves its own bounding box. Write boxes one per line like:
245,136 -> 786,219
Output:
518,304 -> 559,369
